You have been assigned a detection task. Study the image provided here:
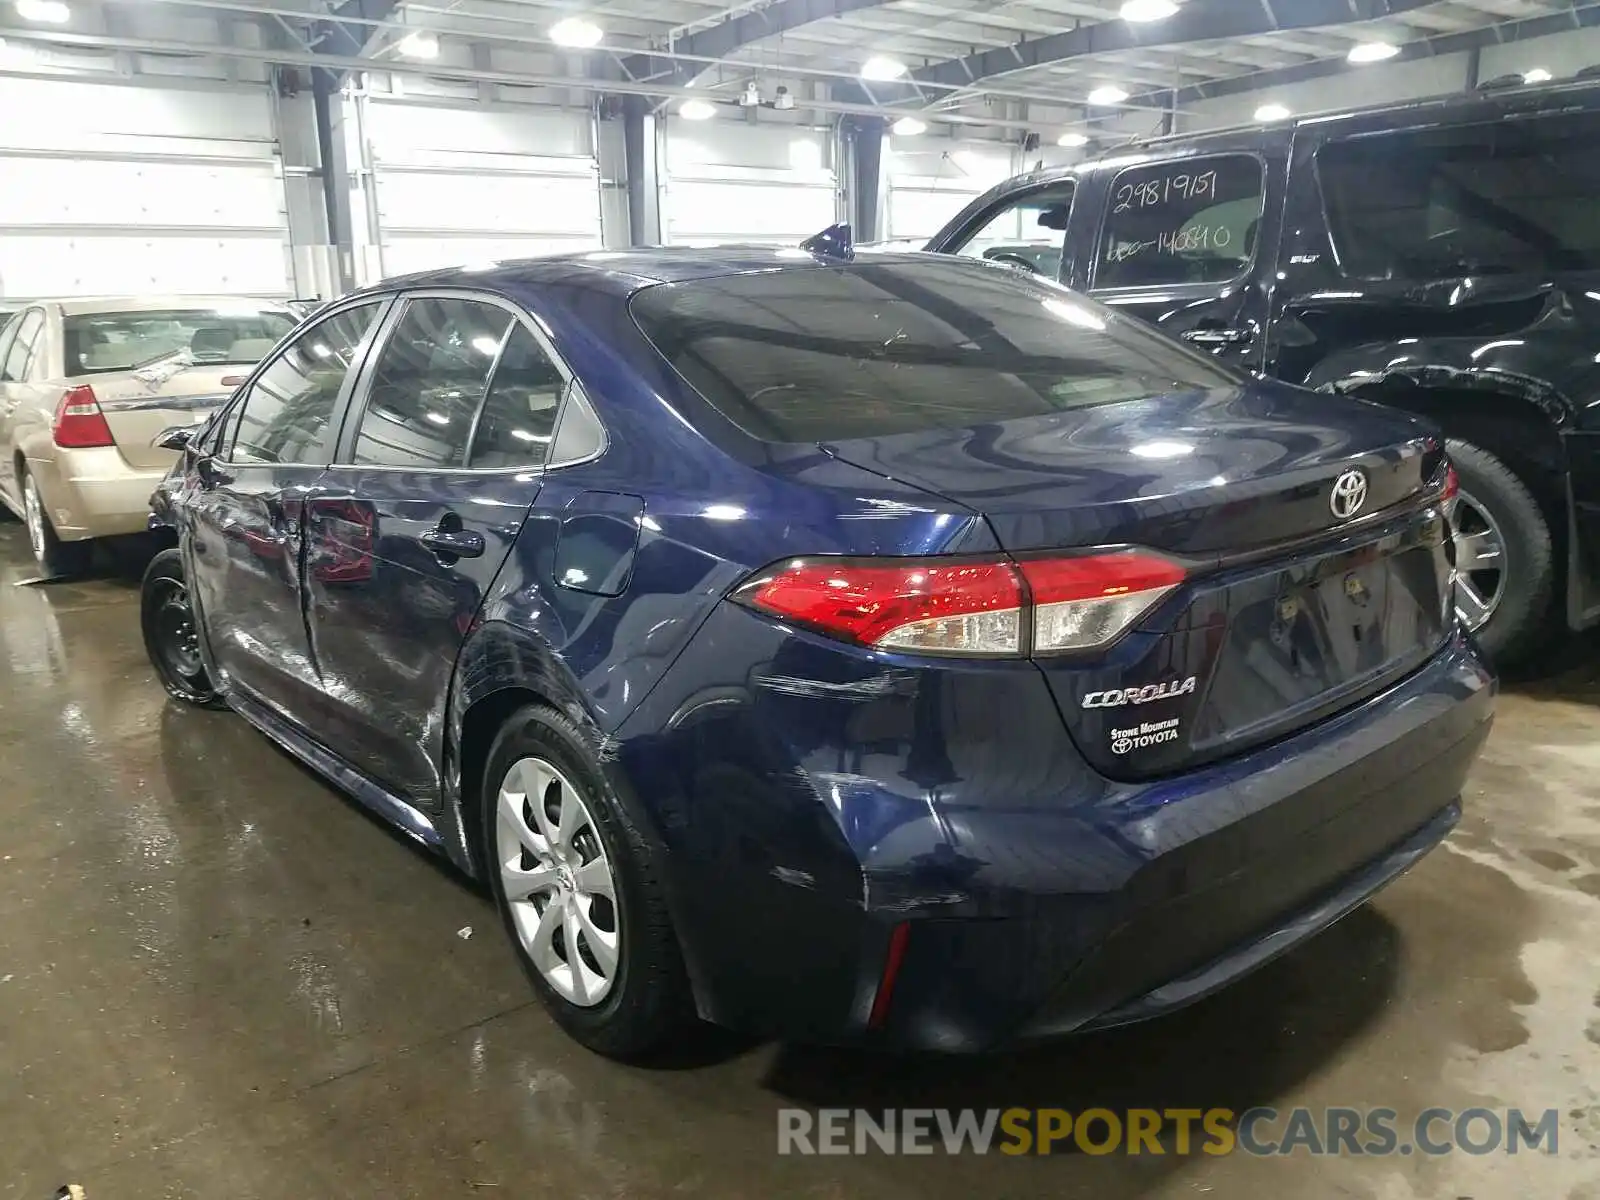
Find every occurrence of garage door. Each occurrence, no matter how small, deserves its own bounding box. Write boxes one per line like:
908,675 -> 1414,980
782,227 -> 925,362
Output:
885,141 -> 1020,243
361,100 -> 602,281
0,76 -> 292,299
661,124 -> 837,245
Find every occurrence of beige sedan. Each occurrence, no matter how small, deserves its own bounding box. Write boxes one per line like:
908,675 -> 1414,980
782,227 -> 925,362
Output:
0,297 -> 299,575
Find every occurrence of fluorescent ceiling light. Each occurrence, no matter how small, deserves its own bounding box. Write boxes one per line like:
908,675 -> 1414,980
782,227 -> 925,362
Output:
892,116 -> 927,136
1087,84 -> 1129,105
1523,67 -> 1552,83
397,30 -> 438,58
1057,132 -> 1090,147
549,17 -> 602,48
679,98 -> 717,120
14,0 -> 69,23
1347,41 -> 1399,63
861,55 -> 908,81
1254,103 -> 1291,121
1121,0 -> 1178,21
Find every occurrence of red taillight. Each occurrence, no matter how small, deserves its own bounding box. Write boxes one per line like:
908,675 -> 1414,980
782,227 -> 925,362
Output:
735,549 -> 1185,657
1021,551 -> 1188,653
51,385 -> 115,449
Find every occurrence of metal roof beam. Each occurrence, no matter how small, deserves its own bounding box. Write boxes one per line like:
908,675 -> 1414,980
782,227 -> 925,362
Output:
620,0 -> 893,85
908,0 -> 1442,90
1150,1 -> 1600,106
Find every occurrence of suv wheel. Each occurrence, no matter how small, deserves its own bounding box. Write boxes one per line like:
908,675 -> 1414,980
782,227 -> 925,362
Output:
140,549 -> 224,707
1446,438 -> 1554,666
483,704 -> 694,1059
20,468 -> 91,578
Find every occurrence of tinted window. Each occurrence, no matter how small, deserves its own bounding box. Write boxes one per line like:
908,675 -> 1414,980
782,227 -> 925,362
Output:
2,310 -> 43,383
468,322 -> 565,469
1318,116 -> 1600,279
64,307 -> 295,376
229,303 -> 382,465
1096,156 -> 1265,289
954,182 -> 1076,280
351,298 -> 511,469
631,260 -> 1236,443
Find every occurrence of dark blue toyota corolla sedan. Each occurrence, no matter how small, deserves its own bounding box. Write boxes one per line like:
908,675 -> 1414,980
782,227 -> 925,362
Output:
140,244 -> 1494,1057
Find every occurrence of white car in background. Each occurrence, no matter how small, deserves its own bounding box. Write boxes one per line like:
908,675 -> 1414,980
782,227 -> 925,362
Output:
0,297 -> 300,576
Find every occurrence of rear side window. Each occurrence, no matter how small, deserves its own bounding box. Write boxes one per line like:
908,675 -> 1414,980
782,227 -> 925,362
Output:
2,310 -> 43,383
467,323 -> 565,469
352,298 -> 513,469
631,259 -> 1237,443
1095,156 -> 1265,289
1317,115 -> 1600,279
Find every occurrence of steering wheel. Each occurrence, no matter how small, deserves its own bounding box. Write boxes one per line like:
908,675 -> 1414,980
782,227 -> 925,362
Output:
986,253 -> 1039,273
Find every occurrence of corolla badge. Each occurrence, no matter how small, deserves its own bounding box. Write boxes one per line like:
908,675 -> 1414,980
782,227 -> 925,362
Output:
1083,676 -> 1198,708
1329,469 -> 1369,520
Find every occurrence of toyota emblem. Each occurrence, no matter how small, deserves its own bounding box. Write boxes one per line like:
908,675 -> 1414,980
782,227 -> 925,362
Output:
1329,469 -> 1369,520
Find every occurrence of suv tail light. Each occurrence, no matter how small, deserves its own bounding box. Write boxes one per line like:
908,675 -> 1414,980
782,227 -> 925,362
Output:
734,550 -> 1185,657
51,385 -> 115,449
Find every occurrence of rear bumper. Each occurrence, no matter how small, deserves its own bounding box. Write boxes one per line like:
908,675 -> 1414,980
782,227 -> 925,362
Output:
615,606 -> 1493,1051
27,447 -> 169,540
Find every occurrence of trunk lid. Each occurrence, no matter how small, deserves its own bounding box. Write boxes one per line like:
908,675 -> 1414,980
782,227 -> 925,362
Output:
824,380 -> 1455,777
82,367 -> 240,471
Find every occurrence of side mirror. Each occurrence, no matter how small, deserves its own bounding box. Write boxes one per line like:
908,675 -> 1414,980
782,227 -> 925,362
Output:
1036,205 -> 1072,232
153,425 -> 197,452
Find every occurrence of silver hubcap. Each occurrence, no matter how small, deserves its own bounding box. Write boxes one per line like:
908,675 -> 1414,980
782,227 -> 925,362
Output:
495,756 -> 620,1008
22,476 -> 45,561
1453,489 -> 1507,633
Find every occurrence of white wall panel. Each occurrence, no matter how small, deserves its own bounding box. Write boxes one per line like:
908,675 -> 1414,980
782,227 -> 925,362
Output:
885,140 -> 1019,242
661,122 -> 837,245
360,98 -> 601,282
0,75 -> 290,299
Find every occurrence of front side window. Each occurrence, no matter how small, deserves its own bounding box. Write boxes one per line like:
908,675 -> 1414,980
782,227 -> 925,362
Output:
1317,116 -> 1600,279
953,183 -> 1076,279
228,303 -> 382,465
350,298 -> 513,470
632,258 -> 1237,444
1095,156 -> 1265,289
2,310 -> 43,383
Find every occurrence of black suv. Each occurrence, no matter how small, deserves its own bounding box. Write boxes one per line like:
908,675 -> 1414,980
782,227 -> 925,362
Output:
928,79 -> 1600,666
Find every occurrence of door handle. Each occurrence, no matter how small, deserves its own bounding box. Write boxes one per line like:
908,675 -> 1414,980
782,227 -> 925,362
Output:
1182,326 -> 1253,347
420,524 -> 485,561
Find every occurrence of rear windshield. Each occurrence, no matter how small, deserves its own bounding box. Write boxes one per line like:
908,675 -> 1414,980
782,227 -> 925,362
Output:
630,259 -> 1237,443
65,307 -> 296,376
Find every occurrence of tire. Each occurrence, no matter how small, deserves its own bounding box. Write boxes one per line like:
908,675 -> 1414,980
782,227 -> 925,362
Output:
20,467 -> 91,578
482,703 -> 694,1059
1446,437 -> 1555,667
140,548 -> 225,708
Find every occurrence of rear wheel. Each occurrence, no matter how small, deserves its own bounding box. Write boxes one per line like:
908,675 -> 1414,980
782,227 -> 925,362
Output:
141,548 -> 224,708
1446,438 -> 1554,666
483,704 -> 694,1058
20,467 -> 91,578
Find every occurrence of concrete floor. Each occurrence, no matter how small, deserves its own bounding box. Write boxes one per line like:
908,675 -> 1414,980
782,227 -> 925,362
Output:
2,522 -> 1599,1200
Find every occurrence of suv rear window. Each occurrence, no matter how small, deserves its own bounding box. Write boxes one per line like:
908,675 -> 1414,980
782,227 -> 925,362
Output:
1095,155 -> 1265,290
1317,115 -> 1600,279
630,259 -> 1237,443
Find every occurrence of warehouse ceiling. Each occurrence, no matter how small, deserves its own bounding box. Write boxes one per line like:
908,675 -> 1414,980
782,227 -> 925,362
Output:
0,0 -> 1594,128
